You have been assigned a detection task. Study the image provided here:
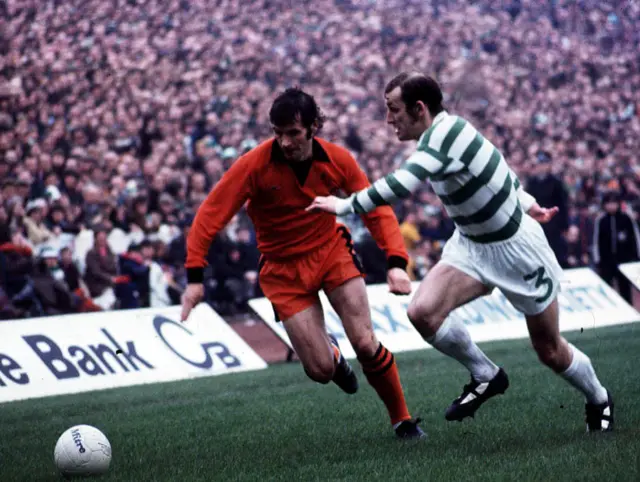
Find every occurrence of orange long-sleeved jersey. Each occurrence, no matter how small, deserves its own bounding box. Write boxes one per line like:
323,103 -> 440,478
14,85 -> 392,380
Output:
185,137 -> 408,282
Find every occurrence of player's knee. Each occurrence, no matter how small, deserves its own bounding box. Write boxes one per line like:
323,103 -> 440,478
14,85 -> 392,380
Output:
303,360 -> 335,384
407,299 -> 445,333
406,300 -> 423,323
532,339 -> 565,372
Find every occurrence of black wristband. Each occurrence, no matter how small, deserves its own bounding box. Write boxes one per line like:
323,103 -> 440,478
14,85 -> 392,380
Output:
186,267 -> 204,284
387,256 -> 408,271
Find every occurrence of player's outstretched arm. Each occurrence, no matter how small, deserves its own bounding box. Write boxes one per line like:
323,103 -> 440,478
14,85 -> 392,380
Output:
182,155 -> 254,321
308,150 -> 444,216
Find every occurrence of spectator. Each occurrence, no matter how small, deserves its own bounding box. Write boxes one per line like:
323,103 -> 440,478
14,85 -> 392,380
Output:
593,191 -> 640,304
118,242 -> 151,309
23,198 -> 54,247
570,202 -> 595,265
0,224 -> 38,315
31,246 -> 77,316
84,227 -> 118,310
58,245 -> 100,312
565,225 -> 588,269
212,228 -> 260,315
526,153 -> 570,267
142,239 -> 181,307
165,215 -> 192,270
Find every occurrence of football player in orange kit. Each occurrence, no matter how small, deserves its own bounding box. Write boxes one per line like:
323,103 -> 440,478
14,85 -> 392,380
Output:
181,88 -> 424,439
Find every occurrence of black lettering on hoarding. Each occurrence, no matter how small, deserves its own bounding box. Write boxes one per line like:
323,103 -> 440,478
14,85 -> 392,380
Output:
89,342 -> 130,374
68,346 -> 105,376
22,330 -> 154,380
101,329 -> 154,370
153,316 -> 242,369
23,335 -> 80,379
202,342 -> 241,368
0,354 -> 29,385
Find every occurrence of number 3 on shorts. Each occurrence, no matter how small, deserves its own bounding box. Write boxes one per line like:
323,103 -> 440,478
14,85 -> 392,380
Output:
523,267 -> 554,303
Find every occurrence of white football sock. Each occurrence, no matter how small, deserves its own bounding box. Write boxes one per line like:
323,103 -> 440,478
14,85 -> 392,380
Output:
560,343 -> 608,405
426,318 -> 499,383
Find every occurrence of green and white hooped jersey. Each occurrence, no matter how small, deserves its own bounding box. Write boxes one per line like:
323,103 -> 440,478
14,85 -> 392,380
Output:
337,111 -> 536,243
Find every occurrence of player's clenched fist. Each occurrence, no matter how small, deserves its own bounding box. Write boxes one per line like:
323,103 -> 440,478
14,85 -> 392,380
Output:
180,283 -> 204,322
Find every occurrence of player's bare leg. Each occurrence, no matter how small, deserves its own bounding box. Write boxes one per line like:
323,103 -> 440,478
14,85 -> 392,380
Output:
406,262 -> 509,420
326,277 -> 425,439
282,302 -> 350,386
526,298 -> 613,432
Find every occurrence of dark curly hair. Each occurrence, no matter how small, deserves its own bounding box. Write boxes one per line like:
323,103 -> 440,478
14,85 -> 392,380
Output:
269,87 -> 325,138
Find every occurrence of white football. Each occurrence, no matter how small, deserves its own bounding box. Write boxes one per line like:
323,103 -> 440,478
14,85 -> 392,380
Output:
54,425 -> 112,477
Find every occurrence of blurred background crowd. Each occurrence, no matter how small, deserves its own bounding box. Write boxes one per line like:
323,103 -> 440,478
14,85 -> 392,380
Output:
1,0 -> 639,319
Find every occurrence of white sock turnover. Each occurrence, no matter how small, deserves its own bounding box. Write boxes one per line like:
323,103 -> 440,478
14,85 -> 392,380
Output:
426,318 -> 500,383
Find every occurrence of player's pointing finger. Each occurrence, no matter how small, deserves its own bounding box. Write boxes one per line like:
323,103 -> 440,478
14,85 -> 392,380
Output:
180,299 -> 192,322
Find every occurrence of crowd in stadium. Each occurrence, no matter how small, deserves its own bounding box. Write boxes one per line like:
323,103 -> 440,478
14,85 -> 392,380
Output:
1,0 -> 639,319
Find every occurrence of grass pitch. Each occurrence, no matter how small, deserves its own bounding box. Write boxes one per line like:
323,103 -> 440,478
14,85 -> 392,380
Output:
1,323 -> 639,481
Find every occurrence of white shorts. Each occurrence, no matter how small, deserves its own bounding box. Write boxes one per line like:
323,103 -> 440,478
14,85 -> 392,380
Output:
440,214 -> 564,315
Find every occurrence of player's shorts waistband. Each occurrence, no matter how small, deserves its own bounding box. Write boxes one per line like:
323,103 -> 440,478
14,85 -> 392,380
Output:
457,213 -> 539,250
458,207 -> 525,246
259,237 -> 337,263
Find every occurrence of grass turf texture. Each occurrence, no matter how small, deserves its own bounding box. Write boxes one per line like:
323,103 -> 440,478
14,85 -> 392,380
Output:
1,324 -> 639,482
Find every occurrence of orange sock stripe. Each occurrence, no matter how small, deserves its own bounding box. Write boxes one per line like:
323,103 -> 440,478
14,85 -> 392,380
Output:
361,346 -> 387,366
361,347 -> 391,372
361,348 -> 389,368
372,347 -> 390,366
364,353 -> 394,376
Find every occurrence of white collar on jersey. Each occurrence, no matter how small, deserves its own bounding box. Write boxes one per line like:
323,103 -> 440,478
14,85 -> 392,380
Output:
417,110 -> 449,145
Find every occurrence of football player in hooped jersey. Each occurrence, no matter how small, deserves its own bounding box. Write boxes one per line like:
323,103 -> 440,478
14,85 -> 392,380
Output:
309,73 -> 613,433
181,88 -> 425,439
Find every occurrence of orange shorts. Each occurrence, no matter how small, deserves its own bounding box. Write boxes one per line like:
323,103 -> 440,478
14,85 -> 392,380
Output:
258,226 -> 364,321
